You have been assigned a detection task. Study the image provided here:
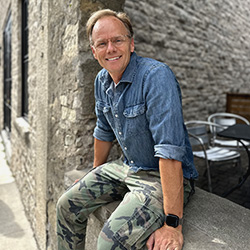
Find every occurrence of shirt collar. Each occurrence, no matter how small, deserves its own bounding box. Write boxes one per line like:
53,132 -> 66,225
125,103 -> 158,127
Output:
119,52 -> 137,84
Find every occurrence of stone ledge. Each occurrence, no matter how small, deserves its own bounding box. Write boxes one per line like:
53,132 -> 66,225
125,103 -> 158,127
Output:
65,169 -> 250,250
14,117 -> 30,144
64,168 -> 91,189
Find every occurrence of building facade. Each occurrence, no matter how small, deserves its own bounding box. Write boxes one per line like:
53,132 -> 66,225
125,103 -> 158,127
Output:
0,0 -> 250,249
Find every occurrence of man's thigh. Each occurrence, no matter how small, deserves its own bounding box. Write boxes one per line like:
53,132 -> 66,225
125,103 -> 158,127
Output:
59,159 -> 129,217
98,170 -> 164,249
98,188 -> 163,249
97,170 -> 195,249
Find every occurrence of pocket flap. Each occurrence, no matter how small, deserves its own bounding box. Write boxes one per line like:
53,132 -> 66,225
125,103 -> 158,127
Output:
96,101 -> 110,113
123,103 -> 146,118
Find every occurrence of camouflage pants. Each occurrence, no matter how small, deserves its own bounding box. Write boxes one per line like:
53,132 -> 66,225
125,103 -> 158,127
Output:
57,158 -> 194,250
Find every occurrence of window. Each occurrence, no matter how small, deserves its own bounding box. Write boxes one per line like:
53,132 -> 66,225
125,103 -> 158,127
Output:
21,0 -> 29,119
3,13 -> 12,134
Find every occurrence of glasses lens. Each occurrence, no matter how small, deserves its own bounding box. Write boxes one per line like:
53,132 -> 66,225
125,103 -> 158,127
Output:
94,35 -> 129,51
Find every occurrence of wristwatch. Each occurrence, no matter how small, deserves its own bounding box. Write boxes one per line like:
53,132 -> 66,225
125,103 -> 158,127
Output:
165,214 -> 183,228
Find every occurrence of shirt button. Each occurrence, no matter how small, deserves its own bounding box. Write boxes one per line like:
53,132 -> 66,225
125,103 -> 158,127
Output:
130,160 -> 134,164
119,132 -> 122,135
124,147 -> 127,150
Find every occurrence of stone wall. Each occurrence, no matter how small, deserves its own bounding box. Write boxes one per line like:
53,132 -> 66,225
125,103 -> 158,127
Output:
0,0 -> 250,249
0,0 -> 42,244
9,0 -> 48,248
125,0 -> 250,120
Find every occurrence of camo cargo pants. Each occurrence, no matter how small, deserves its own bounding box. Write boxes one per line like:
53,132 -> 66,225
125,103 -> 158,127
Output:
57,158 -> 194,250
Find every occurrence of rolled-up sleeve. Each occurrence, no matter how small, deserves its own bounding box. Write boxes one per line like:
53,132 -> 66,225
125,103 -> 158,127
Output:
93,127 -> 115,142
154,144 -> 186,162
144,64 -> 187,162
93,101 -> 116,142
93,74 -> 116,142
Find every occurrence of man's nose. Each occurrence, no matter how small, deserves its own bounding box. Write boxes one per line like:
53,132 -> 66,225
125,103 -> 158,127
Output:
106,40 -> 116,52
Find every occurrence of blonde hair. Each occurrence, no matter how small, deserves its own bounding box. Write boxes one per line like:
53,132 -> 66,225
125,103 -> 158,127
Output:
86,9 -> 134,44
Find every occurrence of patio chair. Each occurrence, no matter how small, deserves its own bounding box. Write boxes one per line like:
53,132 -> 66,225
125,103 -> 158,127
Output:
185,120 -> 241,192
208,112 -> 250,149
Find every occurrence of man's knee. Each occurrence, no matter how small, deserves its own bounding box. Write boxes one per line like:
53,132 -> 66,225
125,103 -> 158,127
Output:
97,223 -> 125,250
56,193 -> 68,214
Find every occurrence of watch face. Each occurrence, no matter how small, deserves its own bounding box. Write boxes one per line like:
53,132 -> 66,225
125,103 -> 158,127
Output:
165,214 -> 179,228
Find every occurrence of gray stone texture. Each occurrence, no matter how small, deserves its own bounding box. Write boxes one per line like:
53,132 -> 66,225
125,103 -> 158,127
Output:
0,0 -> 250,249
124,0 -> 250,120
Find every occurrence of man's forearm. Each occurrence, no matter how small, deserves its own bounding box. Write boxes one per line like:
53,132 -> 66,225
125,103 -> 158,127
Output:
146,158 -> 184,250
159,158 -> 184,219
93,138 -> 112,167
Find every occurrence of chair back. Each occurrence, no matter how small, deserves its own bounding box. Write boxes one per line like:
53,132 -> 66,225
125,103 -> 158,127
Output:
187,125 -> 209,146
212,117 -> 236,133
208,112 -> 249,128
185,121 -> 221,148
208,113 -> 250,146
185,120 -> 241,193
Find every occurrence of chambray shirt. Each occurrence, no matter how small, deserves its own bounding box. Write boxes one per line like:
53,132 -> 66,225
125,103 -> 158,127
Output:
93,52 -> 198,180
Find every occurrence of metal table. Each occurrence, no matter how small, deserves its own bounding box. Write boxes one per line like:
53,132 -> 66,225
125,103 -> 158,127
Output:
218,124 -> 250,197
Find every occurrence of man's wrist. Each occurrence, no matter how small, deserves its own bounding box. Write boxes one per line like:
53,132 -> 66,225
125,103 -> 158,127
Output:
164,214 -> 183,228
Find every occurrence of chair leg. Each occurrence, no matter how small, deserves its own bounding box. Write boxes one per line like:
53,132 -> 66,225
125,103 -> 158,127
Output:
205,159 -> 212,192
238,157 -> 242,175
203,169 -> 207,177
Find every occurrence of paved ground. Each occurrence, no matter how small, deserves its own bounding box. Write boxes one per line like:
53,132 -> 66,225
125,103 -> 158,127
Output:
194,149 -> 250,209
0,137 -> 38,250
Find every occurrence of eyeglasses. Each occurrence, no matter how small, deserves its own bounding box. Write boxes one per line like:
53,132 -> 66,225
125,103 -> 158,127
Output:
92,35 -> 131,51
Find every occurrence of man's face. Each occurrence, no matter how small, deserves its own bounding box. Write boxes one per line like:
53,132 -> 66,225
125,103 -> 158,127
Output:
91,16 -> 134,83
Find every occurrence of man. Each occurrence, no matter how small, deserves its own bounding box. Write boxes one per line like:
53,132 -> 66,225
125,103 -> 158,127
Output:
57,9 -> 198,250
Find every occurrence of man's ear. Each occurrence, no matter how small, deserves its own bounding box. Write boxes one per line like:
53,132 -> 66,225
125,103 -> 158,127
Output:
91,46 -> 97,59
130,37 -> 135,53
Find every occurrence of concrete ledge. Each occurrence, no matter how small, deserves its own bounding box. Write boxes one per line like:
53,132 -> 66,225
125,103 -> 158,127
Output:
14,117 -> 30,144
65,169 -> 250,249
182,188 -> 250,249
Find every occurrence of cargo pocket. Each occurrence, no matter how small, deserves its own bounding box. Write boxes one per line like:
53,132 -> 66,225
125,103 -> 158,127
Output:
112,195 -> 163,248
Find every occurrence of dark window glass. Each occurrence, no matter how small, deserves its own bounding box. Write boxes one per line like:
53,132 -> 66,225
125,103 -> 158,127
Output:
3,13 -> 12,134
22,0 -> 29,119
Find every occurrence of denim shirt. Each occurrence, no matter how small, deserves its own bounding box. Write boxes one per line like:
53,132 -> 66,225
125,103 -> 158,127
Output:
93,52 -> 198,180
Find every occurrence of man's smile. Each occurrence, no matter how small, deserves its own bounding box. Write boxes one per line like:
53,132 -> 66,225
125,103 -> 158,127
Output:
106,56 -> 122,61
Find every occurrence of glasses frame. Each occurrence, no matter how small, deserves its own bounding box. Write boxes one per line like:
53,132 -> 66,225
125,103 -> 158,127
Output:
91,34 -> 132,51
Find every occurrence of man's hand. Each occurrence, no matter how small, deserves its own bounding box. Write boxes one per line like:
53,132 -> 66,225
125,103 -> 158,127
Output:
146,224 -> 183,250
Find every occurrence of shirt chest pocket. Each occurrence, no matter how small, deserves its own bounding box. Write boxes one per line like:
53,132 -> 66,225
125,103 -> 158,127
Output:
123,103 -> 148,136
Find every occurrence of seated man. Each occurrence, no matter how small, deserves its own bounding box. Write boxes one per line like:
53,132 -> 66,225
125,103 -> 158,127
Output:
57,9 -> 198,250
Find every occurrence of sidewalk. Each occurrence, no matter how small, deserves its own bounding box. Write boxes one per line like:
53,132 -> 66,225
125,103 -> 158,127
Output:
0,137 -> 37,250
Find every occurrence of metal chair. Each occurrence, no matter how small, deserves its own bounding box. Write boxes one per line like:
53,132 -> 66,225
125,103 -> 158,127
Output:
208,112 -> 250,149
185,120 -> 241,192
